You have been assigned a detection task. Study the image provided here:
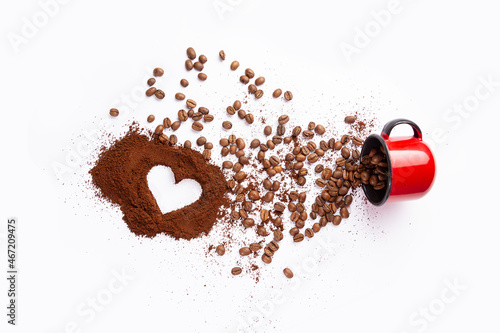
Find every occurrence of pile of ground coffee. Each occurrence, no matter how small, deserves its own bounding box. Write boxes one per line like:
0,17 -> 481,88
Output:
90,125 -> 229,240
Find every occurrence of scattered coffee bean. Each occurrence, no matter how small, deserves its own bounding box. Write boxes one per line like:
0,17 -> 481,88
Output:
185,60 -> 194,70
284,91 -> 293,101
147,78 -> 156,86
248,84 -> 257,94
180,79 -> 189,87
153,67 -> 164,77
315,124 -> 325,135
175,92 -> 186,100
146,87 -> 156,97
219,50 -> 226,60
186,47 -> 196,60
154,89 -> 165,99
216,245 -> 225,255
262,254 -> 272,264
192,122 -> 203,131
199,54 -> 207,64
194,62 -> 204,71
109,108 -> 119,117
250,139 -> 260,148
203,149 -> 211,160
345,115 -> 356,124
154,125 -> 164,135
273,89 -> 282,98
240,75 -> 249,84
230,61 -> 240,70
184,140 -> 191,148
305,228 -> 314,238
274,229 -> 283,241
198,73 -> 207,81
239,247 -> 252,256
147,115 -> 155,123
245,113 -> 254,124
255,76 -> 265,86
186,99 -> 197,108
293,233 -> 304,242
231,267 -> 242,275
255,90 -> 264,99
169,134 -> 177,145
283,268 -> 294,278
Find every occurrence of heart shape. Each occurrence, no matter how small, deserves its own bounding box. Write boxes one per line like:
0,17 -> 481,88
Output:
147,165 -> 202,214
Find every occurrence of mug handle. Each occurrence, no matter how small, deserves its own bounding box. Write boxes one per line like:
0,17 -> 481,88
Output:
381,118 -> 422,140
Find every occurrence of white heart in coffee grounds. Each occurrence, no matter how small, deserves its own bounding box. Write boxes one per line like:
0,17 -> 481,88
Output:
147,165 -> 202,214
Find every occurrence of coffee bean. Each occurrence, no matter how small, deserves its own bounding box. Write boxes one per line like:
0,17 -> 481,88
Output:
340,207 -> 349,218
193,62 -> 203,71
293,233 -> 304,242
154,89 -> 165,99
222,161 -> 233,169
242,218 -> 255,228
250,243 -> 262,252
185,47 -> 196,59
147,78 -> 156,86
263,191 -> 274,202
239,247 -> 252,256
315,124 -> 325,135
192,122 -> 203,131
305,228 -> 314,238
262,254 -> 272,264
257,226 -> 269,236
195,136 -> 206,146
231,267 -> 242,275
147,115 -> 155,123
169,134 -> 177,145
240,75 -> 249,84
245,113 -> 254,124
274,202 -> 286,212
283,268 -> 294,278
174,92 -> 186,101
284,91 -> 293,101
333,215 -> 342,225
236,138 -> 245,149
264,247 -> 274,257
250,139 -> 260,148
109,108 -> 119,117
163,117 -> 172,129
234,171 -> 247,181
185,60 -> 194,70
204,114 -> 214,122
307,153 -> 319,163
298,192 -> 307,203
345,115 -> 356,124
274,229 -> 283,241
278,115 -> 290,124
202,149 -> 211,160
220,138 -> 230,147
341,134 -> 350,144
248,84 -> 257,94
255,90 -> 264,99
171,121 -> 181,131
312,223 -> 321,233
352,137 -> 364,146
186,99 -> 197,109
192,112 -> 203,121
219,50 -> 225,60
198,73 -> 207,81
146,87 -> 156,97
273,89 -> 282,98
230,61 -> 240,70
229,145 -> 237,155
255,76 -> 265,86
263,125 -> 272,136
236,109 -> 245,119
153,67 -> 164,77
340,147 -> 350,159
292,126 -> 302,137
216,245 -> 225,255
248,190 -> 260,201
175,110 -> 187,122
260,209 -> 270,221
154,125 -> 164,135
197,54 -> 206,64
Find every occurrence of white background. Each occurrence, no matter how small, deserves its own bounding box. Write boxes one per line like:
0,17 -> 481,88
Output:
1,0 -> 500,332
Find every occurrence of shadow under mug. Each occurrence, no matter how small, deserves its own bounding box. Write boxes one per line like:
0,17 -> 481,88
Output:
360,119 -> 436,206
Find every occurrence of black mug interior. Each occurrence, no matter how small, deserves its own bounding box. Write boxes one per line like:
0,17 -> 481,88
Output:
360,134 -> 393,206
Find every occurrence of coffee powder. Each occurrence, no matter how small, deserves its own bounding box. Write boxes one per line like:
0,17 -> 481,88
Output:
90,126 -> 229,240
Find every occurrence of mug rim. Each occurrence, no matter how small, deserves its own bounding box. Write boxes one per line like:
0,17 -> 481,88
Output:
360,134 -> 393,206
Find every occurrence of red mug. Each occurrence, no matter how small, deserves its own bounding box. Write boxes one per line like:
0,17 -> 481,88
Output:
360,119 -> 436,206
